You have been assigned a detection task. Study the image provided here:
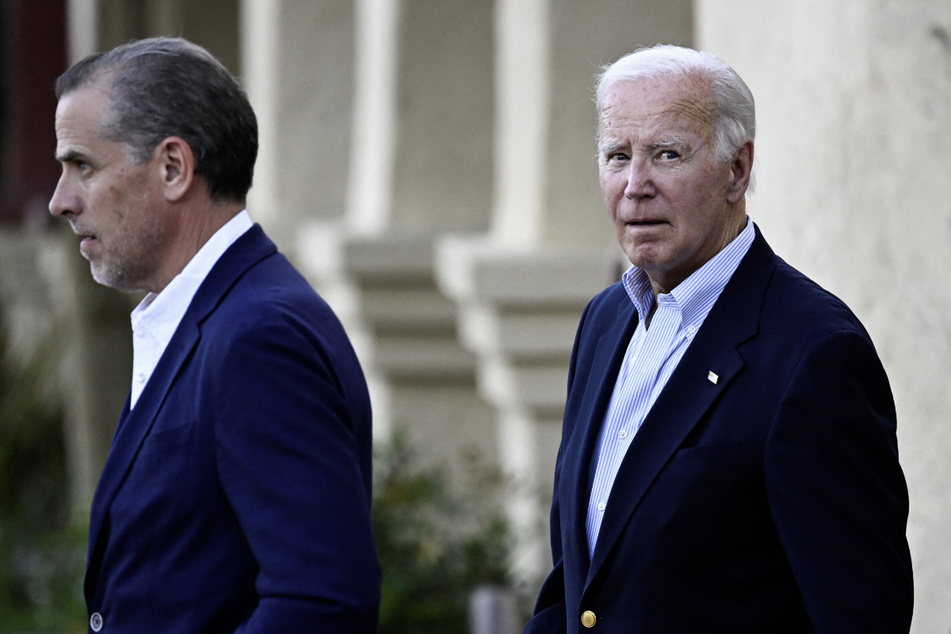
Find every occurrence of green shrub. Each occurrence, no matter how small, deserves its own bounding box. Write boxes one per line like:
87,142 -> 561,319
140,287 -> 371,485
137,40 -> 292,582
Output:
373,432 -> 514,634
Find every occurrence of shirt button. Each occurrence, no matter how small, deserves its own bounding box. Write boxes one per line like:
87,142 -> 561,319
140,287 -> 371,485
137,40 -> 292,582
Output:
136,373 -> 146,384
597,502 -> 606,512
90,612 -> 104,632
618,429 -> 628,439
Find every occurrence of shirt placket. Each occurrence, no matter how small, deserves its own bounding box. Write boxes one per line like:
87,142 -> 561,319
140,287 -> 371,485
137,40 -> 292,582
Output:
585,297 -> 683,555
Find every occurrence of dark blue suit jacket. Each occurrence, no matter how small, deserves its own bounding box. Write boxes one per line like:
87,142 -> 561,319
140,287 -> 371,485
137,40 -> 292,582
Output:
84,225 -> 380,632
526,228 -> 913,633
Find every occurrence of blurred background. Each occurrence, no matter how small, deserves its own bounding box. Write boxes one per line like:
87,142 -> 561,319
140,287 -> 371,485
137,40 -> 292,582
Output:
1,0 -> 949,632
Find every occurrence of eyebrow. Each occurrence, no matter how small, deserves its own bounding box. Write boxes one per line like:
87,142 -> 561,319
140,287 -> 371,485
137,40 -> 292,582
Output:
55,149 -> 87,164
598,142 -> 624,155
599,137 -> 687,155
651,138 -> 687,151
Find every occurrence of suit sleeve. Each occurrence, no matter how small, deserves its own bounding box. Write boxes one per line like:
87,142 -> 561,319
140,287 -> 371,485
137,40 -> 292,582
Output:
764,329 -> 913,632
213,306 -> 379,633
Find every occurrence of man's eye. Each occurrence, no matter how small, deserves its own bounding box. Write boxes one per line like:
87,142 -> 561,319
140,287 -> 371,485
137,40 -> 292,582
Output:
658,150 -> 679,161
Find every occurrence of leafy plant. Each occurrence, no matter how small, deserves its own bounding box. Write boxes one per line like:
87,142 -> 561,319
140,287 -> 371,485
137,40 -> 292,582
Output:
373,432 -> 514,633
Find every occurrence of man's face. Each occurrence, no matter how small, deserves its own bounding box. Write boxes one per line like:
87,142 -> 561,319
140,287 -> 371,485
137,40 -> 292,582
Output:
598,74 -> 749,295
50,79 -> 171,292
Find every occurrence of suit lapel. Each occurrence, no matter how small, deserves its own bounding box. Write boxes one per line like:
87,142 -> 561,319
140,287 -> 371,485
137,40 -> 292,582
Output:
85,225 -> 276,580
86,316 -> 202,554
561,294 -> 639,580
585,229 -> 777,582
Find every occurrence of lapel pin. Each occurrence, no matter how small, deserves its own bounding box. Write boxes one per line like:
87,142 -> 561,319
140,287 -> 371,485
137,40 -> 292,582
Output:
707,371 -> 719,385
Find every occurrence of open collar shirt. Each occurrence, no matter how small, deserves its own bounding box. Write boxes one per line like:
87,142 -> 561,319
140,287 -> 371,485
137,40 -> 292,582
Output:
129,210 -> 253,410
585,217 -> 755,557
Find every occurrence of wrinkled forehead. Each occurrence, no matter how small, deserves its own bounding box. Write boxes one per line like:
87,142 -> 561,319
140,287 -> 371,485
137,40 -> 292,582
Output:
599,73 -> 717,133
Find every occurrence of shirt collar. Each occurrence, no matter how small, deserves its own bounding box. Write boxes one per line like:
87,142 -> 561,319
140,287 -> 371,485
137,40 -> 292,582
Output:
621,217 -> 755,329
131,210 -> 253,331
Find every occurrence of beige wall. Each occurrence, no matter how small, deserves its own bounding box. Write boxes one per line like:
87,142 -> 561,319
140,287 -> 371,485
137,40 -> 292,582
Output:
698,1 -> 951,631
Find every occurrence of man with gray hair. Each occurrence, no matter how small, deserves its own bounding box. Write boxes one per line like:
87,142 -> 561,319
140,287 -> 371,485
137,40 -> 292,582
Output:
525,44 -> 913,632
51,37 -> 379,632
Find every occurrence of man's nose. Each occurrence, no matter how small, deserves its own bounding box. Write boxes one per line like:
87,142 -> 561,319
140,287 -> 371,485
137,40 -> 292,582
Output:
49,174 -> 78,217
623,161 -> 655,199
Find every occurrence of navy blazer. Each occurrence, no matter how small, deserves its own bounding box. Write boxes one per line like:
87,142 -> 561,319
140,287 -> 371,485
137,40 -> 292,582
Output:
526,227 -> 913,633
84,225 -> 380,632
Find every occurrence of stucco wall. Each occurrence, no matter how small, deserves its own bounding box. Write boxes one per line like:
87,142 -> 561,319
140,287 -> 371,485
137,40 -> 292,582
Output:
698,1 -> 951,631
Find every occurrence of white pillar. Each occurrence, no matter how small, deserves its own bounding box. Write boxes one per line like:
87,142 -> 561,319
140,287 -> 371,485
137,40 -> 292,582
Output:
295,0 -> 500,471
347,0 -> 398,234
241,0 -> 356,248
66,0 -> 99,61
493,0 -> 550,247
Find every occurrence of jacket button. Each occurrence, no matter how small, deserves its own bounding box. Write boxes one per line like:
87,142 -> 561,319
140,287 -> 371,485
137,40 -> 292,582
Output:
90,612 -> 104,631
581,610 -> 597,628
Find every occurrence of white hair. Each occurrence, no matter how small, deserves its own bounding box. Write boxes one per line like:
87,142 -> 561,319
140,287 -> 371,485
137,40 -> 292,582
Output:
596,44 -> 756,174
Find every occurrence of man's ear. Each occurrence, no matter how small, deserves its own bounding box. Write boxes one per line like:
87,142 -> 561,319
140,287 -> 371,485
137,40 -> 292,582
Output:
156,136 -> 195,202
726,140 -> 754,205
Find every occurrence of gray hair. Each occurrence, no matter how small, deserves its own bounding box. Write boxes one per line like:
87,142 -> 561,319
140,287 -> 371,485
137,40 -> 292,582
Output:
596,44 -> 756,170
56,37 -> 257,203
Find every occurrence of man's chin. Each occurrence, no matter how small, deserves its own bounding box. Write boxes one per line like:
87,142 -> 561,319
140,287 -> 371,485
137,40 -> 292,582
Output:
623,245 -> 664,271
90,263 -> 126,291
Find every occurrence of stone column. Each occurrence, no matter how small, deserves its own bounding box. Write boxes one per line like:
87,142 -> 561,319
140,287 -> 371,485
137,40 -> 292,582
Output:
697,1 -> 951,631
240,0 -> 354,250
294,0 -> 500,481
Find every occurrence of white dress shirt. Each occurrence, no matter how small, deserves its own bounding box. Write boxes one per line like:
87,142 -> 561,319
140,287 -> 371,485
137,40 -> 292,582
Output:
129,211 -> 253,409
585,218 -> 755,557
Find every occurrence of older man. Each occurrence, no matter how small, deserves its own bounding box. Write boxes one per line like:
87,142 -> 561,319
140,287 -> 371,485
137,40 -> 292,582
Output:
525,44 -> 913,633
50,37 -> 379,632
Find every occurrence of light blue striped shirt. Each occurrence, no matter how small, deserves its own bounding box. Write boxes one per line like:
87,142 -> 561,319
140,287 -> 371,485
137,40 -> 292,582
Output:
585,218 -> 755,557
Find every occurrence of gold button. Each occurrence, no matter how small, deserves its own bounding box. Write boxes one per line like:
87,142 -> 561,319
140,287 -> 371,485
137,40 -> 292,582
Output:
581,610 -> 597,628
